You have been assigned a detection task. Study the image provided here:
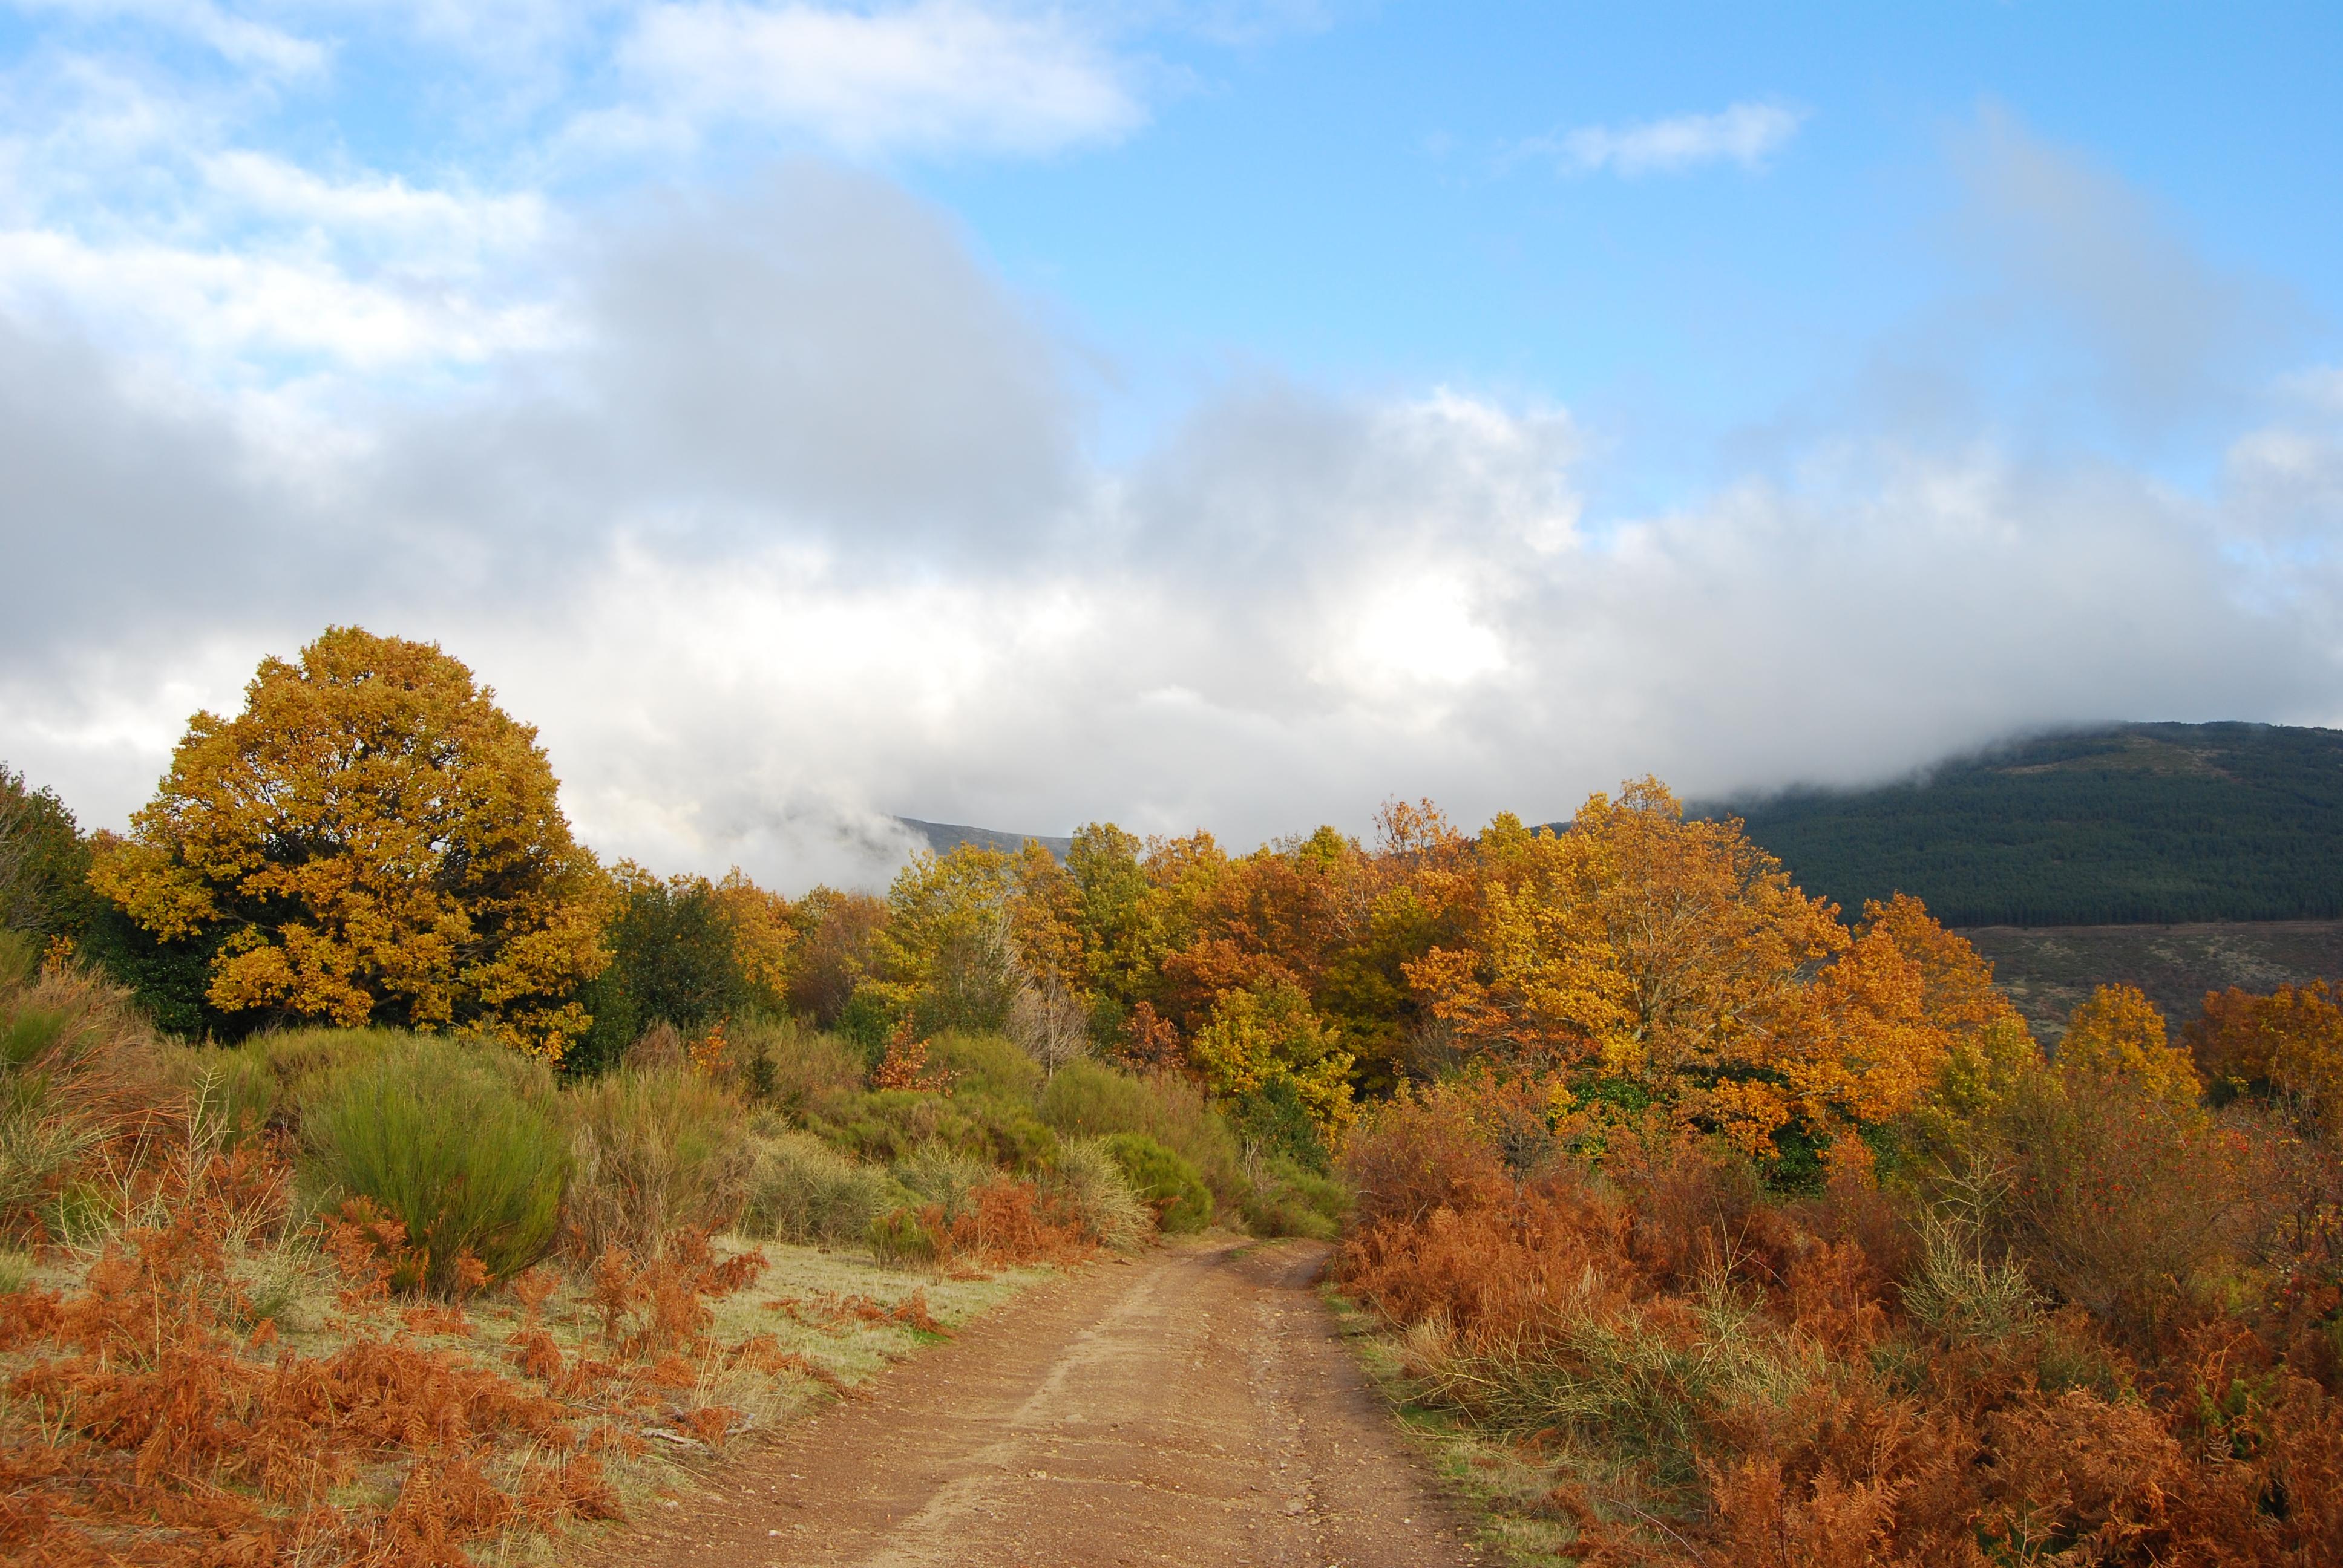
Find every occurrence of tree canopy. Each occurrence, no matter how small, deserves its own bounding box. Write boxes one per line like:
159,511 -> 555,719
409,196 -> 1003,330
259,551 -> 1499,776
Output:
89,627 -> 613,1056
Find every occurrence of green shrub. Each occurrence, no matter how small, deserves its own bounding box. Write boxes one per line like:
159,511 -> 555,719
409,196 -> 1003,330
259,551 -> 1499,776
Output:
1,1004 -> 65,1071
816,1088 -> 1058,1172
1040,1060 -> 1247,1212
0,950 -> 173,1242
300,1034 -> 568,1291
563,1065 -> 755,1261
0,1105 -> 95,1240
1101,1132 -> 1212,1233
868,1206 -> 940,1267
727,1016 -> 867,1118
891,1145 -> 993,1221
0,929 -> 37,992
203,1027 -> 411,1138
742,1127 -> 908,1245
835,984 -> 895,1064
1235,1079 -> 1329,1174
1045,1137 -> 1152,1250
1239,1154 -> 1350,1240
0,1007 -> 87,1234
928,1031 -> 1043,1105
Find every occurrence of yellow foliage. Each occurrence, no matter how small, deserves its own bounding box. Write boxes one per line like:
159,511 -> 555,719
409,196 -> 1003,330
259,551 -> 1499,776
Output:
2057,984 -> 2201,1112
1769,926 -> 1945,1132
709,868 -> 796,1001
1405,780 -> 1860,1152
1188,982 -> 1357,1138
88,626 -> 612,1058
2185,981 -> 2343,1134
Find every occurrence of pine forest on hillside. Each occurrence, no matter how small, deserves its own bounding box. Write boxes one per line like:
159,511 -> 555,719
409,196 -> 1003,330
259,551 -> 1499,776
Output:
1712,722 -> 2343,927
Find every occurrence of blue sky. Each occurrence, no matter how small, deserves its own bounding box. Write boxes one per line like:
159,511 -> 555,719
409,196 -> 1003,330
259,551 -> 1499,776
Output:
2,1 -> 2339,886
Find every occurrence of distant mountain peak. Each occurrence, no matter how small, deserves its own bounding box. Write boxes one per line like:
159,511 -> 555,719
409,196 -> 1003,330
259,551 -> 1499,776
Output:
897,817 -> 1072,860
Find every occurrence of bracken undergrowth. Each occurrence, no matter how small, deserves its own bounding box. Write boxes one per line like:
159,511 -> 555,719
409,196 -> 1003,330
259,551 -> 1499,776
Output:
1334,1091 -> 2343,1567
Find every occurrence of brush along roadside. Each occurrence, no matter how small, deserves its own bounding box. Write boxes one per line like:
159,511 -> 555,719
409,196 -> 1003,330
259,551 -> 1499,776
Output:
0,945 -> 1122,1566
1323,1082 -> 2343,1568
0,1126 -> 1073,1567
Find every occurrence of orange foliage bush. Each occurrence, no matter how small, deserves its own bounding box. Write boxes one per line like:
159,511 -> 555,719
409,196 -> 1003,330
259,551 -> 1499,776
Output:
1341,1088 -> 1513,1230
0,1141 -> 626,1566
0,1128 -> 835,1565
1332,1081 -> 2343,1567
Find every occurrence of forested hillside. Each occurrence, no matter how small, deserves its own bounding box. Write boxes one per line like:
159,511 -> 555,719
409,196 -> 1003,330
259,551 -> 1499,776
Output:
901,818 -> 1073,860
1710,722 -> 2343,926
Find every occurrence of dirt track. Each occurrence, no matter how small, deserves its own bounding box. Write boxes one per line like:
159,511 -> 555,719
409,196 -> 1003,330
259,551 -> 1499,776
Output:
600,1237 -> 1480,1567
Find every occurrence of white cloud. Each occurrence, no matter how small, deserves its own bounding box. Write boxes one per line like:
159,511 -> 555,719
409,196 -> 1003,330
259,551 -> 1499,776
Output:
0,226 -> 563,368
198,152 -> 551,259
0,105 -> 2336,892
5,0 -> 326,76
605,0 -> 1145,157
1538,100 -> 1807,177
1944,105 -> 2286,437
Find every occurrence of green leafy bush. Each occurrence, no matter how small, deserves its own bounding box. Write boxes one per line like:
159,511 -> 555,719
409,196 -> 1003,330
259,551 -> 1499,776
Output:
742,1127 -> 908,1246
300,1034 -> 568,1291
928,1031 -> 1043,1105
1239,1154 -> 1349,1240
562,1064 -> 755,1260
1040,1060 -> 1246,1212
1101,1132 -> 1212,1233
816,1088 -> 1058,1171
834,984 -> 895,1064
1235,1078 -> 1329,1173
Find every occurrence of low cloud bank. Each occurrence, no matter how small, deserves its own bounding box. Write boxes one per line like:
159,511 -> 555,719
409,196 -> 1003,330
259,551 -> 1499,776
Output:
2,139 -> 2338,892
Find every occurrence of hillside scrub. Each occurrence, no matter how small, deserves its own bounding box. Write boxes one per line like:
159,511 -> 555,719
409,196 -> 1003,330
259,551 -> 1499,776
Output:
1099,1133 -> 1214,1233
741,1125 -> 910,1246
1040,1059 -> 1250,1212
1044,1136 -> 1154,1251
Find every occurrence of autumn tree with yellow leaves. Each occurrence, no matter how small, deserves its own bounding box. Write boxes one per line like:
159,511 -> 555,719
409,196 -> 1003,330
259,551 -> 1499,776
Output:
1401,781 -> 2005,1155
2185,979 -> 2343,1132
89,627 -> 614,1057
2056,981 -> 2204,1112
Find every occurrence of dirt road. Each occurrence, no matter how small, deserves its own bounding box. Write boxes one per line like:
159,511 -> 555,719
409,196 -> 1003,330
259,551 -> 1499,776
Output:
602,1237 -> 1481,1567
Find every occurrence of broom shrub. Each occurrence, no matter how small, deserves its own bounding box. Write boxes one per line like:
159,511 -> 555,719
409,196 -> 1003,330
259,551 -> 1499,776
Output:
562,1062 -> 755,1260
300,1033 -> 567,1290
741,1125 -> 908,1245
1101,1132 -> 1212,1233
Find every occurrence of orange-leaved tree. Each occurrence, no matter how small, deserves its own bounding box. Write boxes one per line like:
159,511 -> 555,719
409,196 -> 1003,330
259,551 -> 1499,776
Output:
2184,980 -> 2343,1131
89,627 -> 613,1057
1405,780 -> 1852,1151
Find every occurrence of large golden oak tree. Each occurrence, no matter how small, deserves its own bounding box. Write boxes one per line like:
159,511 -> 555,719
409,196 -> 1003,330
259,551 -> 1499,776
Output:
90,627 -> 614,1057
